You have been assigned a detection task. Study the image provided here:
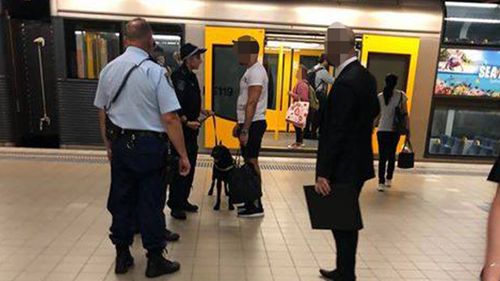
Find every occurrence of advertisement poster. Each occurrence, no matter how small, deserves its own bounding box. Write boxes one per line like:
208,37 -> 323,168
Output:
434,48 -> 500,98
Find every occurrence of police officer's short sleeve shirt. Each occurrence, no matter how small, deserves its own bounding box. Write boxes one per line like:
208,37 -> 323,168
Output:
94,46 -> 180,132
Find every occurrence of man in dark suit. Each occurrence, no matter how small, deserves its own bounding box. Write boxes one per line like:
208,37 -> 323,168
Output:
315,22 -> 380,281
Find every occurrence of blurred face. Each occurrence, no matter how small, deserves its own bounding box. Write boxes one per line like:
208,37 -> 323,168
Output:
325,27 -> 355,66
233,41 -> 259,66
187,53 -> 203,70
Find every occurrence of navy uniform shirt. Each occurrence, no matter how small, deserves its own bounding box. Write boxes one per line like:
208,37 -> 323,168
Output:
171,63 -> 201,141
94,46 -> 180,132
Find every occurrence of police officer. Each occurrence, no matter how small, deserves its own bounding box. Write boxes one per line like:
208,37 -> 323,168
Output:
167,43 -> 212,220
94,18 -> 190,278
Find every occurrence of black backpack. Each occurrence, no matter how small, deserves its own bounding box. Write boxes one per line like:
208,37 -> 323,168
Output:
306,66 -> 324,91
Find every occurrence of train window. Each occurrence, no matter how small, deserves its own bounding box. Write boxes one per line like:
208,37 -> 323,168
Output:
150,23 -> 184,72
151,34 -> 182,71
64,20 -> 123,80
367,53 -> 410,93
428,106 -> 500,157
263,54 -> 277,110
444,2 -> 500,46
74,31 -> 120,79
299,55 -> 318,70
212,45 -> 246,121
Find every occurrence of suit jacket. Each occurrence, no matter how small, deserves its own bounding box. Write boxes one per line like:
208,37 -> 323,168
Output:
316,60 -> 379,184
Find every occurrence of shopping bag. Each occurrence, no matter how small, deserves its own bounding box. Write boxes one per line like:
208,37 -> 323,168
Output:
285,101 -> 309,128
397,138 -> 414,169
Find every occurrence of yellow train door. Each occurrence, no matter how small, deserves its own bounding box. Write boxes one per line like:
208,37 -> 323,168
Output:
360,34 -> 420,153
204,27 -> 265,149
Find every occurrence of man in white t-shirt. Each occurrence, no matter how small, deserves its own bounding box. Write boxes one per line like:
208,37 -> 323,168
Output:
232,35 -> 268,218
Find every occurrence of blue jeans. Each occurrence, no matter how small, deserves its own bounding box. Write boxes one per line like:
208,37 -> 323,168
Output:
107,134 -> 167,251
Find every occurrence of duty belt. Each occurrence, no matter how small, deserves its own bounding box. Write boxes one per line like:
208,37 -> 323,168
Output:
119,128 -> 167,140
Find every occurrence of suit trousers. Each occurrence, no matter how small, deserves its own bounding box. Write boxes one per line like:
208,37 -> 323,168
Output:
108,135 -> 167,251
333,229 -> 359,280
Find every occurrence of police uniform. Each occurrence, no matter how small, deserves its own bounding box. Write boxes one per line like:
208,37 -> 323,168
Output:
94,46 -> 180,253
167,44 -> 205,216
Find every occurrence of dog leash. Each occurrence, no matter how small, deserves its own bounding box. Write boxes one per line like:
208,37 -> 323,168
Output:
212,115 -> 219,145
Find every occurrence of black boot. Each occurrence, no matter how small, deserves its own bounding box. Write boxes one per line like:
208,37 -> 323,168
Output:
165,229 -> 180,242
145,249 -> 180,278
115,245 -> 134,274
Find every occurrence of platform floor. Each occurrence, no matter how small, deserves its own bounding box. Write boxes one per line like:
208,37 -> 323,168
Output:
0,149 -> 496,281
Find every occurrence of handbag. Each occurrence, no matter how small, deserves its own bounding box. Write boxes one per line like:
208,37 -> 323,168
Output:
308,85 -> 320,111
227,153 -> 262,204
397,138 -> 414,169
393,92 -> 409,135
286,100 -> 309,128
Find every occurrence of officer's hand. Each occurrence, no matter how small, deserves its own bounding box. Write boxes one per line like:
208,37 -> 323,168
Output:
315,177 -> 331,196
186,121 -> 201,130
178,156 -> 191,176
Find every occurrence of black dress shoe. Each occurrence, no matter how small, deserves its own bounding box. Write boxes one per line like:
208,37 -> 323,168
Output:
145,250 -> 180,278
170,209 -> 187,220
183,202 -> 199,212
115,247 -> 134,274
165,229 -> 180,242
319,269 -> 339,280
320,269 -> 356,281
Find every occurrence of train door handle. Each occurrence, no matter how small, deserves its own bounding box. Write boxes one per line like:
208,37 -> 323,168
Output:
33,37 -> 51,131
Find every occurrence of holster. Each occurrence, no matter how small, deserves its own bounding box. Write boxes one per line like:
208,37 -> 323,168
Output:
105,115 -> 121,142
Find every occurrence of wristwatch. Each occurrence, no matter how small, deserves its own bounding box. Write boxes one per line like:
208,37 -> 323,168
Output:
240,128 -> 249,135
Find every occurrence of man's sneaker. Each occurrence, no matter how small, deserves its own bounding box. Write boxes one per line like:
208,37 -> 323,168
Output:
238,205 -> 264,218
183,202 -> 199,213
165,229 -> 180,242
377,184 -> 385,192
115,246 -> 134,274
145,250 -> 180,278
385,179 -> 392,188
170,209 -> 187,220
237,205 -> 246,215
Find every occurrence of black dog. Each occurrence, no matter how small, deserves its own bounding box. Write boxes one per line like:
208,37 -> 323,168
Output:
208,142 -> 235,211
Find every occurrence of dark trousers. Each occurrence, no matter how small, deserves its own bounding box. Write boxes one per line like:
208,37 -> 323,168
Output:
333,229 -> 359,280
294,125 -> 303,143
377,131 -> 401,184
167,137 -> 198,210
311,92 -> 327,136
108,135 -> 167,251
303,108 -> 315,137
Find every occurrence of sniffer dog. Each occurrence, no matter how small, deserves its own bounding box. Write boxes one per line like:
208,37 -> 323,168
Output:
208,142 -> 235,211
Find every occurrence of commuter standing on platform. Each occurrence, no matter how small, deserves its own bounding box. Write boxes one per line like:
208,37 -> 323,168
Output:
376,73 -> 409,192
482,155 -> 500,281
315,22 -> 379,281
94,18 -> 190,278
232,35 -> 268,218
167,43 -> 213,220
288,65 -> 310,149
304,54 -> 335,140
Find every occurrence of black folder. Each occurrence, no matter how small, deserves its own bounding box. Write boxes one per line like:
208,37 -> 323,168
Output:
303,185 -> 335,230
303,184 -> 361,230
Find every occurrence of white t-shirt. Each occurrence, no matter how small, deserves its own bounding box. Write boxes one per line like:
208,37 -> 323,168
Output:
237,62 -> 268,124
377,90 -> 408,132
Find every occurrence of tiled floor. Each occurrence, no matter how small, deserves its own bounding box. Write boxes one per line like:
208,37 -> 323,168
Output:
0,151 -> 496,281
